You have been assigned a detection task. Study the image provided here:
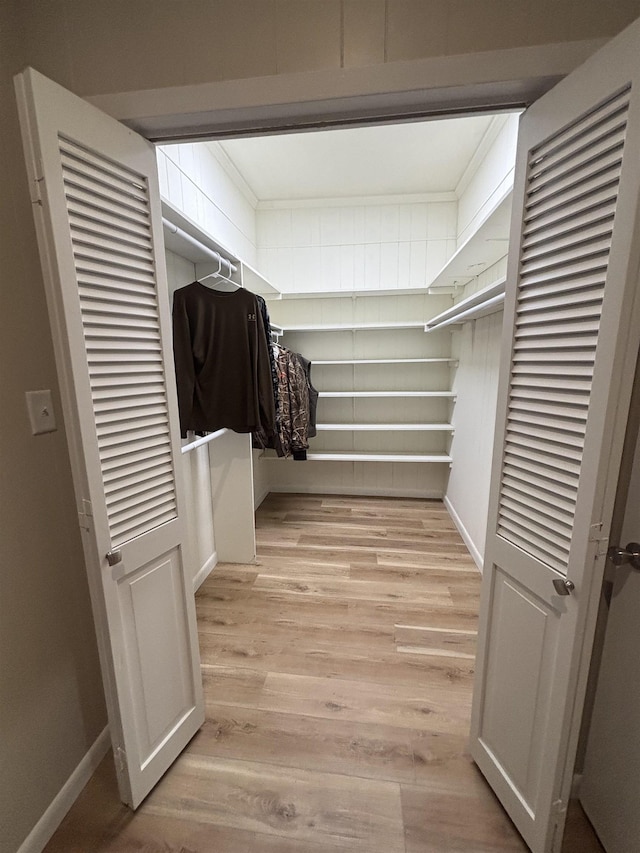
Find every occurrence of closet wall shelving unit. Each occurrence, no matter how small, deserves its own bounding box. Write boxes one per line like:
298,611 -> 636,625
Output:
270,296 -> 456,482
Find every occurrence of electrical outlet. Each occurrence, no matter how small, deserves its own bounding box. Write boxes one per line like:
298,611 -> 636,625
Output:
25,390 -> 57,435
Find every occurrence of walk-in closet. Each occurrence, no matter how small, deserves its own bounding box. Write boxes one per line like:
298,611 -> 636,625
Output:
160,113 -> 518,582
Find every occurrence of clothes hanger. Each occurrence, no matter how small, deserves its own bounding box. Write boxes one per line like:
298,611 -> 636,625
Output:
199,255 -> 242,292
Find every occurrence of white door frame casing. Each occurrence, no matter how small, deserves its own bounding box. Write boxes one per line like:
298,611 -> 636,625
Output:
88,42 -> 604,140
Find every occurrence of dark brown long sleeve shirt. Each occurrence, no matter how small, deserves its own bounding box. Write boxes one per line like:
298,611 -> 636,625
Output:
172,282 -> 276,439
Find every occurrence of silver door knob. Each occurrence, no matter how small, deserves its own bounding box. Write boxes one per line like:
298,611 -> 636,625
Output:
607,542 -> 640,570
552,578 -> 575,596
106,549 -> 122,566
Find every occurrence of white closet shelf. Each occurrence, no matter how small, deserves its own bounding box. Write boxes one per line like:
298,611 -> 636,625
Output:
425,278 -> 506,332
303,452 -> 453,463
161,199 -> 280,296
282,321 -> 426,332
316,423 -> 454,431
428,187 -> 513,290
319,391 -> 455,398
313,358 -> 457,365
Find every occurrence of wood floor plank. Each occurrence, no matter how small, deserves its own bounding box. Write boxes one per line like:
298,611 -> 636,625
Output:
248,672 -> 472,734
395,625 -> 478,658
198,633 -> 475,688
401,781 -> 528,852
189,705 -> 418,784
350,562 -> 480,582
250,573 -> 454,605
144,753 -> 406,852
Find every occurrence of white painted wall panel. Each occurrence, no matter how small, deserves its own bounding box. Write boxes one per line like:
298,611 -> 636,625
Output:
456,114 -> 519,247
257,199 -> 457,292
445,263 -> 505,568
158,144 -> 258,266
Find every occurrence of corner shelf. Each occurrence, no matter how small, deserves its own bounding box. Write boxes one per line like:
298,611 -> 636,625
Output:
427,188 -> 512,290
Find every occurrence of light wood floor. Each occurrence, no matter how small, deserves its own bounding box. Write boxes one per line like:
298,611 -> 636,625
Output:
44,493 -> 603,852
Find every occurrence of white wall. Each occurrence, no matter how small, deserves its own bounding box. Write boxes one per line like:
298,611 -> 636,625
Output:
455,114 -> 519,247
257,197 -> 457,292
158,142 -> 258,266
445,260 -> 507,568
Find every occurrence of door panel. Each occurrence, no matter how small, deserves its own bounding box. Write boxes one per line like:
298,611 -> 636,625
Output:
471,17 -> 640,853
15,67 -> 204,808
481,565 -> 560,804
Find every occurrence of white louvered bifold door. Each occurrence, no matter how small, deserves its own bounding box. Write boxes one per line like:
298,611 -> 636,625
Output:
61,137 -> 179,548
470,19 -> 640,853
16,68 -> 204,810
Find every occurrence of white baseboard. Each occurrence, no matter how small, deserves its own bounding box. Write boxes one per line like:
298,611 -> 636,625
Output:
17,726 -> 110,853
193,550 -> 218,591
270,485 -> 444,499
444,495 -> 483,571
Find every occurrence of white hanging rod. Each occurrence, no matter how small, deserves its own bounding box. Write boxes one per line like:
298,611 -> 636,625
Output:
181,427 -> 229,454
162,218 -> 238,279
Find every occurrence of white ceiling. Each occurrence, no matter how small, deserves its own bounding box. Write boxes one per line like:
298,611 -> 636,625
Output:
215,114 -> 497,203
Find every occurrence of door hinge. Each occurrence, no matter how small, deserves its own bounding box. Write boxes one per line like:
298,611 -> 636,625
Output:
550,798 -> 568,852
78,499 -> 93,531
115,746 -> 127,775
31,175 -> 45,206
588,522 -> 609,556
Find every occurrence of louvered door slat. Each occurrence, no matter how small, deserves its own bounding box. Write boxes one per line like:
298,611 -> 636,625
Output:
522,201 -> 617,249
528,132 -> 626,195
61,138 -> 177,548
500,492 -> 574,533
530,89 -> 630,163
63,163 -> 150,217
64,184 -> 151,229
59,136 -> 148,188
506,422 -> 585,452
496,88 -> 630,574
527,146 -> 624,209
520,238 -> 611,274
503,452 -> 580,489
102,458 -> 173,488
68,211 -> 151,251
66,198 -> 151,240
501,479 -> 577,517
498,506 -> 572,553
60,151 -> 148,204
74,245 -> 155,275
504,442 -> 582,477
523,184 -> 619,237
521,219 -> 614,263
525,163 -> 622,218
